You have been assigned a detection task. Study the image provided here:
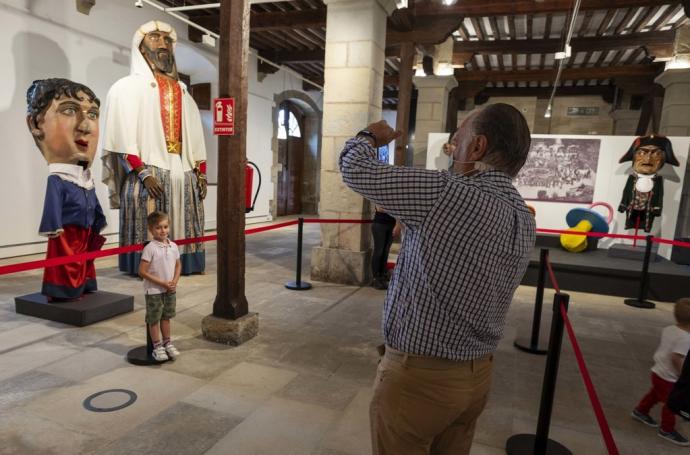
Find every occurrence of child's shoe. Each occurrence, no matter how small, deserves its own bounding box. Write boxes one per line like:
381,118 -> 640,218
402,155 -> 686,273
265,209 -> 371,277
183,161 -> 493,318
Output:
658,429 -> 690,446
152,345 -> 169,362
165,343 -> 180,359
631,409 -> 658,427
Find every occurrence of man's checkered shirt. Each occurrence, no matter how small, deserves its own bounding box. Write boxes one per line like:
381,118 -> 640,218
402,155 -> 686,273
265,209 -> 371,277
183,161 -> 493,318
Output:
340,137 -> 536,361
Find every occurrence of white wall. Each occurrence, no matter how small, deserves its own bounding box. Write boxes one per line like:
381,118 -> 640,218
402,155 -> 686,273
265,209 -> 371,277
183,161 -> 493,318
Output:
426,133 -> 690,259
0,0 -> 322,258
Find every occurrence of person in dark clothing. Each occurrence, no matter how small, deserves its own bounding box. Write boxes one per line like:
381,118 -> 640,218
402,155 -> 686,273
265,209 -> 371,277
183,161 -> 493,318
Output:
371,207 -> 399,290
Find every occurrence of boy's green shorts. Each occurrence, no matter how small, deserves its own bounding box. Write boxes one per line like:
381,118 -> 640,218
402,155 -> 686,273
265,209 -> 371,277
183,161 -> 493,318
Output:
145,292 -> 176,324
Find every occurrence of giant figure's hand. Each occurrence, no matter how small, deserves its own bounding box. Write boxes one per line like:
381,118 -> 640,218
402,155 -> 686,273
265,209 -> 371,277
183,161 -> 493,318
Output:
197,174 -> 207,200
143,175 -> 164,200
365,120 -> 402,146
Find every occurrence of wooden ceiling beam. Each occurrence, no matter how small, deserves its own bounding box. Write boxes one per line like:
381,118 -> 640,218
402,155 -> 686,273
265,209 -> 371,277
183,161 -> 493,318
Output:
413,1 -> 680,17
190,9 -> 327,32
386,17 -> 465,45
452,31 -> 673,55
454,63 -> 662,82
478,85 -> 615,99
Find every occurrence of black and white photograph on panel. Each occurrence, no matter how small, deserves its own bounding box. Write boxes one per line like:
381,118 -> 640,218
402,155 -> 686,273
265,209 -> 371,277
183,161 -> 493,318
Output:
514,137 -> 601,203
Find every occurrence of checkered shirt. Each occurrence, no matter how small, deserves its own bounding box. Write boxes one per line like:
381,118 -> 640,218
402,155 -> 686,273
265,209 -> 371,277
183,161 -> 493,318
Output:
340,137 -> 536,360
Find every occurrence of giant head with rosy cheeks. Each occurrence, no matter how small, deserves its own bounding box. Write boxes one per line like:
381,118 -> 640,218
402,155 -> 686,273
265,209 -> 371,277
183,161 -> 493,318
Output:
26,78 -> 100,169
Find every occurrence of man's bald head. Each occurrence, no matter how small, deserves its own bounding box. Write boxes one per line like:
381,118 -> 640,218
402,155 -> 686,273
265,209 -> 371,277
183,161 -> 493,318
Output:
454,103 -> 531,177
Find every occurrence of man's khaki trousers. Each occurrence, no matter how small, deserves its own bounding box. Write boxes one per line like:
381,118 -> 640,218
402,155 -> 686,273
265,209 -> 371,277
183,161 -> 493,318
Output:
370,346 -> 493,455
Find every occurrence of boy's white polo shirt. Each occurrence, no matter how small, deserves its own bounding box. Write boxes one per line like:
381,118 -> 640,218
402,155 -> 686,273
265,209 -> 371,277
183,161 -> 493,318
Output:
141,239 -> 180,295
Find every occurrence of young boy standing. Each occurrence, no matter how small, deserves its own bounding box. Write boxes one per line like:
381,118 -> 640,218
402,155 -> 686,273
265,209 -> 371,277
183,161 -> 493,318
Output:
139,211 -> 181,361
633,298 -> 690,446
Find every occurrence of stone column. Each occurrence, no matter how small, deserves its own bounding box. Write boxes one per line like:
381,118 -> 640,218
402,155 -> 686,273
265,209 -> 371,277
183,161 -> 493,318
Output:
610,109 -> 641,135
656,68 -> 690,241
310,0 -> 396,285
411,76 -> 457,166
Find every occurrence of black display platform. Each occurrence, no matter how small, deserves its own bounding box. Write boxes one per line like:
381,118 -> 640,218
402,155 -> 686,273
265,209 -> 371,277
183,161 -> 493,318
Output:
607,243 -> 660,262
15,291 -> 133,327
522,239 -> 690,302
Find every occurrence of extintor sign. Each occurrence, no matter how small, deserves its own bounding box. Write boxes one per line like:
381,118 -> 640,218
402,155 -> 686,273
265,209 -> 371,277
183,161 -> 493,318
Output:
213,98 -> 235,135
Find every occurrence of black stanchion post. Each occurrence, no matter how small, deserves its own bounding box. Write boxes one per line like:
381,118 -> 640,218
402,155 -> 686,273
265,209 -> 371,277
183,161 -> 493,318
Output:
506,293 -> 573,455
515,248 -> 549,355
126,323 -> 168,365
285,217 -> 312,290
624,234 -> 655,309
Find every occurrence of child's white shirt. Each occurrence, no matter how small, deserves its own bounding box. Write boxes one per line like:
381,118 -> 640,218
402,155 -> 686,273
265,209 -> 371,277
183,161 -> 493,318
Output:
652,325 -> 690,382
141,239 -> 180,295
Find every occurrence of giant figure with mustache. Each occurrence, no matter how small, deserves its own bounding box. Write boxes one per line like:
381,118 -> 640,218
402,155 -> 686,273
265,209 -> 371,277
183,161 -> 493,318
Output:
618,135 -> 679,233
26,78 -> 107,300
100,21 -> 207,275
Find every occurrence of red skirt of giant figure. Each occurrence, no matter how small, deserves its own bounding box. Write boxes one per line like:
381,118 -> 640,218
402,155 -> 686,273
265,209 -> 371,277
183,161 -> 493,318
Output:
42,225 -> 106,300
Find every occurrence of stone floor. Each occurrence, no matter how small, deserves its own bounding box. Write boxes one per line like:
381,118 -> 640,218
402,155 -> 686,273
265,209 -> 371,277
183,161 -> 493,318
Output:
0,221 -> 688,455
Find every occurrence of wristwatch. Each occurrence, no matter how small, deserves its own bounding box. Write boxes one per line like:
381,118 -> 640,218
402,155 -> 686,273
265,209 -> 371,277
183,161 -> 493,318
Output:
357,129 -> 378,147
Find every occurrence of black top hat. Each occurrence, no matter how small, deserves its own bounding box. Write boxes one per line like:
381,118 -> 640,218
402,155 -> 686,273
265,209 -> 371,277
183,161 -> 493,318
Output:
619,135 -> 680,167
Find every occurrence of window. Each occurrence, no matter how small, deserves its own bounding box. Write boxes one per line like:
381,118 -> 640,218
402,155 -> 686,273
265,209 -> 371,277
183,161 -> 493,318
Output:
277,108 -> 301,139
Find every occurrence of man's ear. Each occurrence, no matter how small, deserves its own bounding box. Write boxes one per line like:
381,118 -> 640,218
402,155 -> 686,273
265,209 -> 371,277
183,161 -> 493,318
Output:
26,115 -> 44,141
468,135 -> 488,162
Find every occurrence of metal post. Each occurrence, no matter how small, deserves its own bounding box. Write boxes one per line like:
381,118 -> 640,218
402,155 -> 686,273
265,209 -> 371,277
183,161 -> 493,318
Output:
624,234 -> 655,309
515,248 -> 549,355
125,323 -> 168,365
285,217 -> 312,290
506,293 -> 572,455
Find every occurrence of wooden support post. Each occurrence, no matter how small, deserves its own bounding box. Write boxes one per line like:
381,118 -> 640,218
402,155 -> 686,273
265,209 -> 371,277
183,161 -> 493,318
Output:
395,41 -> 414,166
214,0 -> 250,320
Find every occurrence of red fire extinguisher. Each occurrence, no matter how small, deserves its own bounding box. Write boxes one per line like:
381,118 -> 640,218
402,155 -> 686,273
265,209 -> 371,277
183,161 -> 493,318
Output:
245,161 -> 261,213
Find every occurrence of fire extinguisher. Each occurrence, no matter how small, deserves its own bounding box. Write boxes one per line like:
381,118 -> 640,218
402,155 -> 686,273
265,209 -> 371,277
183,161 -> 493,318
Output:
245,161 -> 261,213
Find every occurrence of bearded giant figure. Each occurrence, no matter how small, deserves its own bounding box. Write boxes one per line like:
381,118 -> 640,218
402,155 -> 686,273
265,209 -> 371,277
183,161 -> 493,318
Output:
101,21 -> 207,275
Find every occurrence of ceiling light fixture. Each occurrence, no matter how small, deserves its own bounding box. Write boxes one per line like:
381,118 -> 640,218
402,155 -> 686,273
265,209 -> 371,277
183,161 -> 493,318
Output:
545,0 -> 581,117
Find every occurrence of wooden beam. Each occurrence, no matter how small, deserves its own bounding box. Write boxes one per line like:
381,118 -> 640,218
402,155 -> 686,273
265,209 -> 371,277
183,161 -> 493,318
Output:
454,64 -> 662,82
478,85 -> 615,99
190,8 -> 326,32
413,1 -> 680,17
215,0 -> 250,319
387,17 -> 465,45
452,31 -> 673,55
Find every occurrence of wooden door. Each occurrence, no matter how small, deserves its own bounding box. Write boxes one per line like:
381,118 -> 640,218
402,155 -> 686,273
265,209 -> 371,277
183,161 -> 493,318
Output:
277,104 -> 304,216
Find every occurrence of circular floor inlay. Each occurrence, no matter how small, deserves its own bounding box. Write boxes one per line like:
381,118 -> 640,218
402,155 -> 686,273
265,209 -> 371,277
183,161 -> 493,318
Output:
83,389 -> 137,413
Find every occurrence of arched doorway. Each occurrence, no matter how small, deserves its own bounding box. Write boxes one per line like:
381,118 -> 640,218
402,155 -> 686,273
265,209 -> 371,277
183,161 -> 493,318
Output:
276,102 -> 305,216
271,90 -> 322,218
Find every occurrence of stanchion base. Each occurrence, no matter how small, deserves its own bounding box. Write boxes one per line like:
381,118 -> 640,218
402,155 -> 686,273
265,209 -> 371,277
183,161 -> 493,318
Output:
285,281 -> 312,291
513,337 -> 548,355
506,434 -> 572,455
125,346 -> 170,366
624,298 -> 655,309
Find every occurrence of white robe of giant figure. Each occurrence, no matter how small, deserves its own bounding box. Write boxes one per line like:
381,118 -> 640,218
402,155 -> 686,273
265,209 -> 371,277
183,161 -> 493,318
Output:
100,21 -> 207,275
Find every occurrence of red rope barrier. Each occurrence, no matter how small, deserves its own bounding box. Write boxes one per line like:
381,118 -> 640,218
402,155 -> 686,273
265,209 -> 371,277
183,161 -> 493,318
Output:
544,256 -> 561,294
652,236 -> 690,249
302,218 -> 372,224
0,219 -> 299,276
536,228 -> 645,241
560,303 -> 620,455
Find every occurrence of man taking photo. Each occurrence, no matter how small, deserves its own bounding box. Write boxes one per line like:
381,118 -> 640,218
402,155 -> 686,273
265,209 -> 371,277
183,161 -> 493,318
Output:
339,103 -> 535,455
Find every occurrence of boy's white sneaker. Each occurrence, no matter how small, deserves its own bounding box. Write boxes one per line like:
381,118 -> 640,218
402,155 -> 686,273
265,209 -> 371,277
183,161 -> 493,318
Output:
165,343 -> 180,359
152,345 -> 169,362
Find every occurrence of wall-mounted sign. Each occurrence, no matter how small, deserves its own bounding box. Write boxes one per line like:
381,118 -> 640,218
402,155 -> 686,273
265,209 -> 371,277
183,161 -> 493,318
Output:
567,106 -> 599,116
213,98 -> 235,135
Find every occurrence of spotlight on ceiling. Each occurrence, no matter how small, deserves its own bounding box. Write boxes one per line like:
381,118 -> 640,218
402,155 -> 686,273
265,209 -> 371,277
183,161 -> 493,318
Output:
76,0 -> 95,15
135,0 -> 143,8
544,106 -> 552,118
442,0 -> 457,5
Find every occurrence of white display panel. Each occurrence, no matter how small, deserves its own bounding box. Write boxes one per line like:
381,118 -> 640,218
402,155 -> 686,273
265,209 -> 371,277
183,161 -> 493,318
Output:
426,133 -> 690,259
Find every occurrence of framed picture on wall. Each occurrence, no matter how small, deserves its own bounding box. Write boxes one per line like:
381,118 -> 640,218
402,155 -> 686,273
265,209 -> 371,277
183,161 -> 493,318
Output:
514,137 -> 601,203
